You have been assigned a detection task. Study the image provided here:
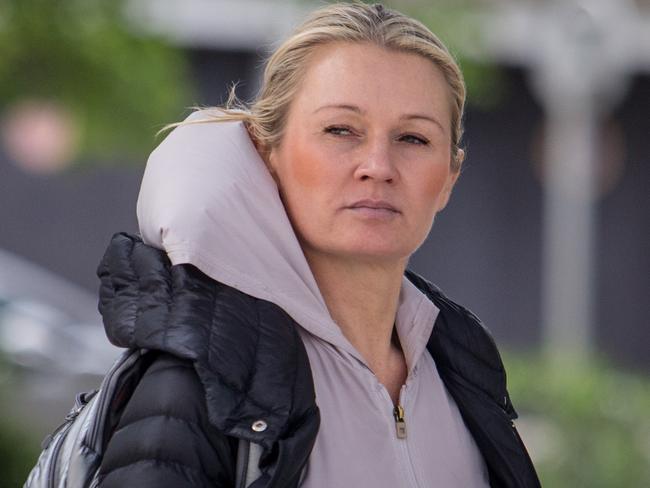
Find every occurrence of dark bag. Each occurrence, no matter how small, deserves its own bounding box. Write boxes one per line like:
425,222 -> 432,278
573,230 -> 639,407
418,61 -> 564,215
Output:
24,349 -> 154,487
23,348 -> 263,488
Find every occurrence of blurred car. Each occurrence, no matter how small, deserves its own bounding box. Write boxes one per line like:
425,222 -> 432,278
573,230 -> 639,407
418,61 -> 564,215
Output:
0,247 -> 119,374
0,247 -> 120,436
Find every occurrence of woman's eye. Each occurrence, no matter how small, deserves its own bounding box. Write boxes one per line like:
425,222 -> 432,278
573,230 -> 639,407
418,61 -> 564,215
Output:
400,134 -> 429,145
323,127 -> 428,145
324,126 -> 353,136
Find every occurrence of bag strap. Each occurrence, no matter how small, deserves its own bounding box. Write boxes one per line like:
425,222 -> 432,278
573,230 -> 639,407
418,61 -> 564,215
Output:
235,439 -> 263,488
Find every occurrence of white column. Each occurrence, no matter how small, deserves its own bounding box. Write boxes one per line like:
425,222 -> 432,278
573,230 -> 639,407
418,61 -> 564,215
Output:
472,0 -> 650,358
541,98 -> 598,358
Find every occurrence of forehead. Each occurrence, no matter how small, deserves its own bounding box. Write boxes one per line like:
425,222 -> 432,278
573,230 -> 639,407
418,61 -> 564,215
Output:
290,41 -> 452,126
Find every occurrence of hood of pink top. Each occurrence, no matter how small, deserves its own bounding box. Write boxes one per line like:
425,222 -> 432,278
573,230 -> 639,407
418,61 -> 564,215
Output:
136,110 -> 354,349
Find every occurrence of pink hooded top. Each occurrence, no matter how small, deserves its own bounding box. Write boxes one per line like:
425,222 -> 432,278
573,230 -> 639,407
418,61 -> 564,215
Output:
136,110 -> 489,487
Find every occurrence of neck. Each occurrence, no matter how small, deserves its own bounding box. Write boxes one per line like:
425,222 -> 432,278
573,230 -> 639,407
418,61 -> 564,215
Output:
305,249 -> 407,373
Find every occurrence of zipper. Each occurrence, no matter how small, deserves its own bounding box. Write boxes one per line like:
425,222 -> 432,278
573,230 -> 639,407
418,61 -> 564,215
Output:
379,383 -> 420,487
393,404 -> 407,439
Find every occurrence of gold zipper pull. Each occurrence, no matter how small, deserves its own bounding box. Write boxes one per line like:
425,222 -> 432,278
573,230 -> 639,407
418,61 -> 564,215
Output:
393,404 -> 407,439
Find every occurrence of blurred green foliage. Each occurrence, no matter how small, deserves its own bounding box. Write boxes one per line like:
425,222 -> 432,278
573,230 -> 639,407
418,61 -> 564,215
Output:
0,416 -> 40,487
0,0 -> 193,162
505,352 -> 650,487
0,356 -> 40,486
399,0 -> 508,110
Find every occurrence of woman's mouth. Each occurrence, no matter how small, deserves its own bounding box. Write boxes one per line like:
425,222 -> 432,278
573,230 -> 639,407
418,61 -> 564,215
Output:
345,199 -> 401,218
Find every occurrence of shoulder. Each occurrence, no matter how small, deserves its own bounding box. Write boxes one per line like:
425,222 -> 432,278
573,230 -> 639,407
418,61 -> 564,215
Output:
405,269 -> 501,361
98,352 -> 237,487
405,269 -> 516,417
120,352 -> 210,421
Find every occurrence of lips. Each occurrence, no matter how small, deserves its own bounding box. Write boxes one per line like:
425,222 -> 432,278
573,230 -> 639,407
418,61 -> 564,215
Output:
346,199 -> 400,213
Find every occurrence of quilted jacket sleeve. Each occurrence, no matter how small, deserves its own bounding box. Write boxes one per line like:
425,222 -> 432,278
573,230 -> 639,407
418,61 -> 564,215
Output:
97,353 -> 238,488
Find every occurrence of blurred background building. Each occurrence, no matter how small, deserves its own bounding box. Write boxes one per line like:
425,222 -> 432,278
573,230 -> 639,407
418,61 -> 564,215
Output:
1,0 -> 649,486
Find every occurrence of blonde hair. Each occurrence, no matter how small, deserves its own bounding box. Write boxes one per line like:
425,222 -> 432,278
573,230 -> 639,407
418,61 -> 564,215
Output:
163,2 -> 466,171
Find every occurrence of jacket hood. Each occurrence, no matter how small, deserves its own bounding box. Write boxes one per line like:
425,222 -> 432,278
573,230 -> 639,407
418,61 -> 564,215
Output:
136,110 -> 358,353
96,233 -> 319,466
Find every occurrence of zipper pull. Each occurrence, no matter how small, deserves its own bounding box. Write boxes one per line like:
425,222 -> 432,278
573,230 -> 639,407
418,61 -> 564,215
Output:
393,404 -> 407,439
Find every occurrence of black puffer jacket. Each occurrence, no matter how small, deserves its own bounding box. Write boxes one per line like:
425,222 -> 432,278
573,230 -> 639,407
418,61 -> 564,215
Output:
96,232 -> 540,487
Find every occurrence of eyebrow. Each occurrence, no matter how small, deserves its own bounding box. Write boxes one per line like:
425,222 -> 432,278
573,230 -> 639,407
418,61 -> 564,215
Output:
313,103 -> 446,133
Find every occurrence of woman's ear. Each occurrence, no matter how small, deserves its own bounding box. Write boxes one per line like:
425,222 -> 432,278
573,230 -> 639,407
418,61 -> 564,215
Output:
247,126 -> 280,184
258,143 -> 281,187
455,148 -> 465,168
266,149 -> 281,185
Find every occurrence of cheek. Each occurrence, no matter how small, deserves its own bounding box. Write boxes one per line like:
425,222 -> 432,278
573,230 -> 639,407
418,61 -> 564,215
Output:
402,146 -> 453,205
417,166 -> 450,205
276,139 -> 327,192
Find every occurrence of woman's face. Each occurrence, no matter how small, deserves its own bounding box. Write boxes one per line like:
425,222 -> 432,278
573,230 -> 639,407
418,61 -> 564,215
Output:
267,41 -> 461,265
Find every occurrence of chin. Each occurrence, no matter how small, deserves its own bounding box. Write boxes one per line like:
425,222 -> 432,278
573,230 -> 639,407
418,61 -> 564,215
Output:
300,229 -> 420,264
331,240 -> 415,264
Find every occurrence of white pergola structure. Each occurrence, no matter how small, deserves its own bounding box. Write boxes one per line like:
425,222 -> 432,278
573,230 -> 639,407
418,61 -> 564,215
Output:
472,0 -> 650,358
125,0 -> 310,50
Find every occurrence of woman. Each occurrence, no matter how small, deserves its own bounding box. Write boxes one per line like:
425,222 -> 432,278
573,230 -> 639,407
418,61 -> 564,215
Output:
96,2 -> 539,487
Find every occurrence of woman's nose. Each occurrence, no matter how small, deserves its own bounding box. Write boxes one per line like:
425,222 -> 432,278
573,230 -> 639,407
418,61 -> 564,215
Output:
352,140 -> 397,183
